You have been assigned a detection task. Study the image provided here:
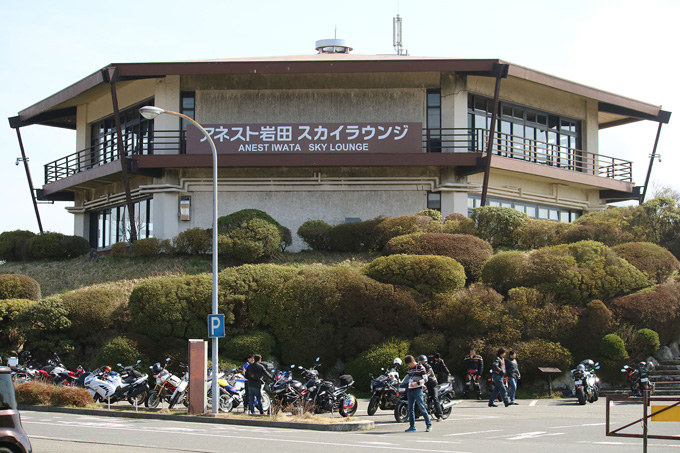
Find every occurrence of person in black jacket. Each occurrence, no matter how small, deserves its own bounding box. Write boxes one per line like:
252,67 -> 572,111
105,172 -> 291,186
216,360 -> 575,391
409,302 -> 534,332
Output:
430,353 -> 451,386
419,355 -> 443,420
463,348 -> 484,399
488,348 -> 510,407
244,354 -> 273,415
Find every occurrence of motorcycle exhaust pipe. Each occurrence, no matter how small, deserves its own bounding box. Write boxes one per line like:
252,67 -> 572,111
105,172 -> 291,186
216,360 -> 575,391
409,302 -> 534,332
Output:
442,400 -> 459,409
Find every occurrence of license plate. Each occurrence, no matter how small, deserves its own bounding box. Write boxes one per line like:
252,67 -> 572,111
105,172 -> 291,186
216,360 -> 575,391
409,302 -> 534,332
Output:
574,380 -> 582,385
641,377 -> 649,382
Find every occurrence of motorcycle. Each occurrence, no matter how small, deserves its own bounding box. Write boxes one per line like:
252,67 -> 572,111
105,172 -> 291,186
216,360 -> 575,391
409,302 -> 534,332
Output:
84,360 -> 149,405
367,359 -> 401,416
299,358 -> 357,417
146,358 -> 183,408
394,377 -> 456,422
168,364 -> 189,409
622,361 -> 655,397
221,368 -> 271,413
269,365 -> 305,414
572,359 -> 600,405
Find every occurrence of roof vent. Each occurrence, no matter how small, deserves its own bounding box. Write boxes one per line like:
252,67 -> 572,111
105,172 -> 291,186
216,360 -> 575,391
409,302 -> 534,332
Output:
315,39 -> 353,54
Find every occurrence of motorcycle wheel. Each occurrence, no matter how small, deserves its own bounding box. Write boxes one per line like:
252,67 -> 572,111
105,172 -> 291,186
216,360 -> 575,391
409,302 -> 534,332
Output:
367,395 -> 380,416
590,388 -> 599,403
261,392 -> 271,414
339,394 -> 358,417
394,400 -> 408,423
146,390 -> 161,408
576,387 -> 586,405
169,391 -> 181,409
219,394 -> 233,412
183,389 -> 190,408
440,395 -> 453,420
128,391 -> 146,406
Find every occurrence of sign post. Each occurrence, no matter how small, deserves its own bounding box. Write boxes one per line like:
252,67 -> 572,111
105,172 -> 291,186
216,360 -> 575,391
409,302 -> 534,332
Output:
208,314 -> 225,339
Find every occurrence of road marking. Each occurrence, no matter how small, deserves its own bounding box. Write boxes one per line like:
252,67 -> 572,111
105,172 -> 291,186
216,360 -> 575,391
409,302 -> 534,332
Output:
550,422 -> 605,429
444,429 -> 502,437
528,400 -> 538,406
506,431 -> 564,440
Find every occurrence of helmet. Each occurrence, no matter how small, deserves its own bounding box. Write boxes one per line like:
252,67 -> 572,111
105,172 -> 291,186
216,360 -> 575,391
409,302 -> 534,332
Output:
20,350 -> 31,360
639,361 -> 647,368
393,358 -> 402,366
151,363 -> 163,375
418,355 -> 428,363
577,364 -> 586,371
580,359 -> 595,368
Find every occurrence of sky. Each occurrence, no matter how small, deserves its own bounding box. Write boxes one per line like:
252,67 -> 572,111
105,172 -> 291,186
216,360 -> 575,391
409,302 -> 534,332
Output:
1,0 -> 678,235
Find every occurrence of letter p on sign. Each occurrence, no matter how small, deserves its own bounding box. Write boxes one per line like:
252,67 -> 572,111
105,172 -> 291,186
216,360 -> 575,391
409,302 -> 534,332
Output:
208,314 -> 225,338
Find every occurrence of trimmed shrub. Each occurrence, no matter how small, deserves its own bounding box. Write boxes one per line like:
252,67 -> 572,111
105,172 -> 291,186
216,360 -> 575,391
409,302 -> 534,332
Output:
442,214 -> 476,235
219,218 -> 281,263
600,333 -> 628,360
15,296 -> 72,356
513,219 -> 573,249
411,332 -> 447,357
637,328 -> 660,356
92,336 -> 146,368
14,381 -> 52,405
132,237 -> 162,257
612,242 -> 680,284
328,218 -> 385,252
373,215 -> 439,250
343,327 -> 385,360
48,384 -> 93,407
344,338 -> 411,391
363,254 -> 465,295
470,206 -> 528,247
224,331 -> 276,361
28,232 -> 89,260
129,274 -> 233,341
506,288 -> 578,343
0,298 -> 35,352
59,235 -> 91,258
481,251 -> 528,295
297,220 -> 332,251
562,216 -> 633,246
383,233 -> 493,283
218,209 -> 289,252
417,209 -> 444,223
60,285 -> 129,339
512,339 -> 573,383
0,230 -> 35,262
110,241 -> 129,257
173,228 -> 211,255
280,226 -> 293,252
0,274 -> 41,301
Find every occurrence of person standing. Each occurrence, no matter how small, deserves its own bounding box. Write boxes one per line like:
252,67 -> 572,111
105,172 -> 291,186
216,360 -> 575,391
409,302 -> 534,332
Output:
430,353 -> 451,387
244,354 -> 273,415
242,354 -> 254,406
404,355 -> 432,433
506,350 -> 520,405
418,355 -> 443,420
463,348 -> 484,399
488,348 -> 510,407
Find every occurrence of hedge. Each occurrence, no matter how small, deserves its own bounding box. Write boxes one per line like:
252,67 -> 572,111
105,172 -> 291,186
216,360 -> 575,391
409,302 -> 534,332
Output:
0,230 -> 35,262
344,338 -> 411,391
92,336 -> 146,368
0,298 -> 35,353
14,381 -> 93,407
218,209 -> 290,251
637,328 -> 660,356
328,218 -> 385,252
60,284 -> 129,339
297,220 -> 332,251
173,228 -> 211,255
481,251 -> 528,295
506,288 -> 578,343
0,274 -> 41,301
383,233 -> 493,283
612,242 -> 680,284
218,218 -> 281,262
28,232 -> 90,260
363,254 -> 465,295
442,214 -> 476,235
373,215 -> 440,250
561,217 -> 634,246
470,206 -> 528,247
600,333 -> 628,360
110,241 -> 129,257
512,219 -> 572,249
224,331 -> 276,361
132,237 -> 162,257
15,296 -> 72,356
512,339 -> 573,383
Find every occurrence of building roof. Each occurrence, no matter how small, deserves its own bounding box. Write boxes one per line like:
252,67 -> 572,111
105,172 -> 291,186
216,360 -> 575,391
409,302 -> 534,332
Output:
12,54 -> 671,130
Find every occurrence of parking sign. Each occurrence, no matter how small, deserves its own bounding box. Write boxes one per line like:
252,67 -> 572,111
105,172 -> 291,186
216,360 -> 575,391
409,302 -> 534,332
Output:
208,314 -> 225,338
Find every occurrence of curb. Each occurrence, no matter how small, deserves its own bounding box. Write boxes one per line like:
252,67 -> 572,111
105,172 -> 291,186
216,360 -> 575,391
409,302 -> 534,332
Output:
18,405 -> 375,432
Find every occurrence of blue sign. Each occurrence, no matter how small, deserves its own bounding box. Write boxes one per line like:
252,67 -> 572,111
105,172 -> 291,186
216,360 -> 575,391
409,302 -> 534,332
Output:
208,314 -> 225,338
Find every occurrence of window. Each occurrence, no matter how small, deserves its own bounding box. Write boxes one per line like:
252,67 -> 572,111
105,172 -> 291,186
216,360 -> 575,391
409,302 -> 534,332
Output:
427,192 -> 442,211
426,89 -> 442,152
90,100 -> 153,167
92,198 -> 154,248
467,194 -> 581,222
180,92 -> 195,154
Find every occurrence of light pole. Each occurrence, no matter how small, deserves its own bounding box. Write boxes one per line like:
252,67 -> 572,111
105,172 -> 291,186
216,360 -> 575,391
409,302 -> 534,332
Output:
139,106 -> 220,414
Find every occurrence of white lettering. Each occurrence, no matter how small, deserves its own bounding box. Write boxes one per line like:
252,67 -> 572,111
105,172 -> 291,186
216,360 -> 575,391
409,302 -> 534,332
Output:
329,143 -> 369,151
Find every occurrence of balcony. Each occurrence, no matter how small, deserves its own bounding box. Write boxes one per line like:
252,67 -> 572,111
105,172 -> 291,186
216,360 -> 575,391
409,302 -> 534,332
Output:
44,128 -> 632,184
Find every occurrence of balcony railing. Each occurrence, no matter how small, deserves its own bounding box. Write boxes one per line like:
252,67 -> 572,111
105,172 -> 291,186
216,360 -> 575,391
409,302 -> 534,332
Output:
44,128 -> 632,184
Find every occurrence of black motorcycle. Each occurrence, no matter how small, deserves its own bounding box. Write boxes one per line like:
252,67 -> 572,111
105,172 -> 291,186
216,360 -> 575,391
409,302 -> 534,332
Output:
572,359 -> 600,405
269,365 -> 305,414
299,358 -> 358,417
367,366 -> 400,416
394,378 -> 456,422
622,361 -> 655,397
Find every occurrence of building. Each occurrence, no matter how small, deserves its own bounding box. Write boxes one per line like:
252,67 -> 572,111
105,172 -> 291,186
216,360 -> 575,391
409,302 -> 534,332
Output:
9,42 -> 672,251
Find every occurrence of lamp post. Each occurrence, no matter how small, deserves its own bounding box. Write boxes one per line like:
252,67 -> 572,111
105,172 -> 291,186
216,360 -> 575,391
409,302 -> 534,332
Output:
139,106 -> 220,414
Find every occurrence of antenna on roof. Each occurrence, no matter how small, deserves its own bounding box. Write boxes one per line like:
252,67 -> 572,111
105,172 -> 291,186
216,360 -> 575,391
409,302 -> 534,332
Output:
316,26 -> 353,54
393,14 -> 408,56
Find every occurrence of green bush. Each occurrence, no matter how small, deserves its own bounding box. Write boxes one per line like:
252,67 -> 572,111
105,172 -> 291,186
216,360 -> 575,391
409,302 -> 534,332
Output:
224,331 -> 276,361
637,328 -> 660,356
218,218 -> 281,263
0,298 -> 35,352
411,332 -> 447,357
92,336 -> 146,368
373,215 -> 439,250
173,228 -> 211,255
28,232 -> 89,260
297,220 -> 332,251
562,216 -> 633,246
0,274 -> 41,301
343,327 -> 385,359
442,214 -> 476,235
0,230 -> 35,262
600,333 -> 628,360
218,209 -> 289,252
132,237 -> 162,257
60,285 -> 129,339
481,251 -> 528,295
512,339 -> 573,383
506,288 -> 578,343
59,235 -> 91,258
328,218 -> 385,252
417,209 -> 444,223
48,384 -> 93,407
363,254 -> 465,295
470,206 -> 528,247
383,233 -> 493,283
15,296 -> 72,356
129,274 -> 234,341
513,219 -> 573,249
110,241 -> 129,257
344,338 -> 411,391
612,242 -> 679,284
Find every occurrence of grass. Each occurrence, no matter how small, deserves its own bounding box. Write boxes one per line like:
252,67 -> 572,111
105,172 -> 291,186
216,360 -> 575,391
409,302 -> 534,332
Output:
0,251 -> 377,297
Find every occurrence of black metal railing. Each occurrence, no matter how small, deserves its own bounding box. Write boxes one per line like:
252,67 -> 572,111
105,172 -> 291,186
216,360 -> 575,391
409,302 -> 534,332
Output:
44,128 -> 632,184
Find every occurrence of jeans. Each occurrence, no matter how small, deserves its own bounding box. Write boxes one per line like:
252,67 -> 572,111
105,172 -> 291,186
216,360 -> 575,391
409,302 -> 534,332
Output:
427,385 -> 443,418
407,388 -> 431,429
508,377 -> 517,402
488,374 -> 510,406
248,385 -> 263,414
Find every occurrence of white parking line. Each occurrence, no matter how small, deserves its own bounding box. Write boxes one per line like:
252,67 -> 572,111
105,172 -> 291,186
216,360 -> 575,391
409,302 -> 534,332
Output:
550,422 -> 605,429
528,399 -> 538,406
444,429 -> 502,437
506,431 -> 564,440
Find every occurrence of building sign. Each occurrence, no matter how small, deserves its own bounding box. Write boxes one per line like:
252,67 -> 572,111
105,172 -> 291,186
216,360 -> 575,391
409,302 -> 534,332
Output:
186,123 -> 422,154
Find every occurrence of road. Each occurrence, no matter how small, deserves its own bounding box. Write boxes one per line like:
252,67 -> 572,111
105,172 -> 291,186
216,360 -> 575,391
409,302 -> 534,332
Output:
22,398 -> 680,452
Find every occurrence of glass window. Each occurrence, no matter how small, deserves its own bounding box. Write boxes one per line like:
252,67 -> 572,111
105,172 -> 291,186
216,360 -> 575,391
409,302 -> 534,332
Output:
538,207 -> 549,219
549,209 -> 559,221
560,211 -> 570,222
526,206 -> 536,218
427,192 -> 442,211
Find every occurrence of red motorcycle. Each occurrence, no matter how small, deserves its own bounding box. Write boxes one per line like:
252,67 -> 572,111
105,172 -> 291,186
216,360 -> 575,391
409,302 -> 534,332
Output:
622,362 -> 655,397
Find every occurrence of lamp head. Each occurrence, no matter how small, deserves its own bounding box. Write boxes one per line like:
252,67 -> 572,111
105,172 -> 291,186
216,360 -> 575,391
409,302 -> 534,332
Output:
139,106 -> 165,119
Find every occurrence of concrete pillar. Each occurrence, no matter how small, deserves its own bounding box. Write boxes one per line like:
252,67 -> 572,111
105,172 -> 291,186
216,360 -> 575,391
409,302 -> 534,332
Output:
439,167 -> 469,217
153,75 -> 181,155
188,339 -> 207,415
152,192 -> 180,241
584,99 -> 599,175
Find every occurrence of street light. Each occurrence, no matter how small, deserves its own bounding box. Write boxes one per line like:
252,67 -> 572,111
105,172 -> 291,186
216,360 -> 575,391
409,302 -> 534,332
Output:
140,106 -> 220,414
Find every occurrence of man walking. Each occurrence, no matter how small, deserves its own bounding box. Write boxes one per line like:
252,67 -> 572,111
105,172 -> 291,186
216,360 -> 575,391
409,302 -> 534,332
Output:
506,350 -> 520,405
431,353 -> 451,387
404,355 -> 432,433
488,348 -> 510,407
244,354 -> 273,415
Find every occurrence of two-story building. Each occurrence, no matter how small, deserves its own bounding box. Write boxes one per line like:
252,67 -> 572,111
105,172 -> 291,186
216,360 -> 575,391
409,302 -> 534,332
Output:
9,44 -> 671,251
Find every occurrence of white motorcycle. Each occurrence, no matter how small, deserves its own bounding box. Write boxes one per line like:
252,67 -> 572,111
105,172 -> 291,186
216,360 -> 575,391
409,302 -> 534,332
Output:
84,360 -> 149,404
168,365 -> 189,409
